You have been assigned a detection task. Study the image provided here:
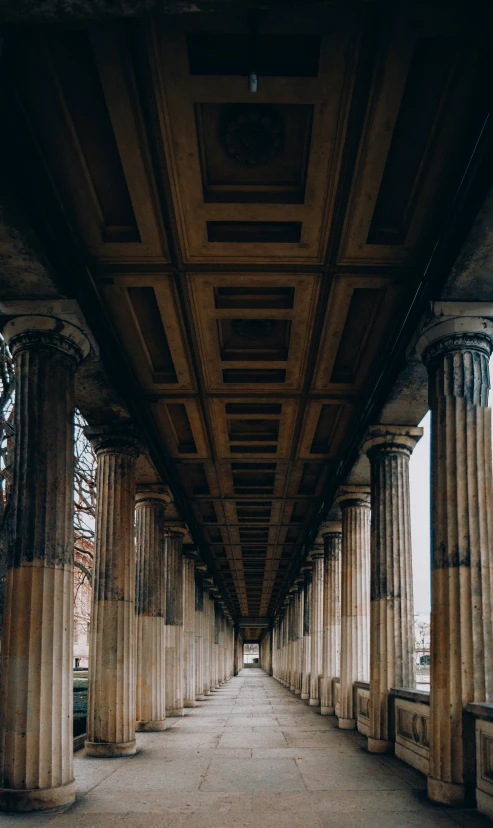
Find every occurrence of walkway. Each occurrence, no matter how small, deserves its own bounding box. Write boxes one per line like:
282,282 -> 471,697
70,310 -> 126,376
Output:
9,670 -> 490,827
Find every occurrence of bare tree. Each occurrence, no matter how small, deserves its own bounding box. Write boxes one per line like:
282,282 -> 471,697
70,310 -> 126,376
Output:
73,410 -> 96,599
0,336 -> 15,521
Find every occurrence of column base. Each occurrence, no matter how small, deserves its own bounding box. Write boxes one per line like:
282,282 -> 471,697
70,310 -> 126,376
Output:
321,706 -> 334,716
85,740 -> 136,758
294,689 -> 301,695
290,685 -> 296,692
427,777 -> 466,806
301,693 -> 309,700
309,698 -> 319,706
166,708 -> 185,717
0,780 -> 75,812
338,717 -> 356,730
136,720 -> 166,732
367,736 -> 392,754
196,694 -> 206,701
204,690 -> 211,696
184,700 -> 196,708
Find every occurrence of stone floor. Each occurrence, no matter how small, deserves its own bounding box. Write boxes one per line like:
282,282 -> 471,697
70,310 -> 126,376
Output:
4,669 -> 491,827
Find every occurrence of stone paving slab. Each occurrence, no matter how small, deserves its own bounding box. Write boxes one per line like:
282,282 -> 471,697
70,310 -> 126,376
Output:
7,669 -> 491,828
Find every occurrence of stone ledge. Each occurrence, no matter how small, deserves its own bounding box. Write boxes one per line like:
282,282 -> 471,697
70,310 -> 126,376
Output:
467,701 -> 493,720
390,686 -> 430,705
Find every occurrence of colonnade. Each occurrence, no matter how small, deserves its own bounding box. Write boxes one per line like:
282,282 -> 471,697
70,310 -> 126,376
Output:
1,308 -> 492,812
272,310 -> 493,807
0,315 -> 235,812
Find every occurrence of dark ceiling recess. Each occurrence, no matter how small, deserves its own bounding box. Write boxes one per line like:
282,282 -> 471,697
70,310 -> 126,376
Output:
1,6 -> 491,631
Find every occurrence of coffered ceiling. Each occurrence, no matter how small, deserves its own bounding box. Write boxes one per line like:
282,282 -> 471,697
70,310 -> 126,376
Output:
8,4 -> 487,638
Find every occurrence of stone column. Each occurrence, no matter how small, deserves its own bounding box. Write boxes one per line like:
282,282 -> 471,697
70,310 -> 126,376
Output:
135,489 -> 170,731
301,566 -> 312,700
182,548 -> 197,707
195,564 -> 206,699
164,525 -> 186,716
0,316 -> 88,812
310,545 -> 325,706
320,522 -> 342,715
289,588 -> 298,691
364,426 -> 422,752
336,486 -> 371,729
85,426 -> 142,757
417,314 -> 493,805
203,579 -> 214,692
295,579 -> 304,694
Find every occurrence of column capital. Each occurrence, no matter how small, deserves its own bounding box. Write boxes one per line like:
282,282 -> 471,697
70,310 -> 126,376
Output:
85,424 -> 143,458
195,561 -> 208,574
336,484 -> 371,509
320,520 -> 342,537
135,485 -> 172,508
364,425 -> 423,459
310,545 -> 325,560
163,522 -> 187,539
416,312 -> 493,365
2,314 -> 90,365
182,546 -> 198,560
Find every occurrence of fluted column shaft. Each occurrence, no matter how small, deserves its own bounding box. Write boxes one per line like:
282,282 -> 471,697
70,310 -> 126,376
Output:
203,584 -> 213,693
365,426 -> 422,752
418,317 -> 493,805
320,525 -> 342,715
295,583 -> 304,693
85,427 -> 142,756
336,486 -> 371,729
165,527 -> 186,716
310,549 -> 324,705
135,492 -> 169,731
182,549 -> 197,707
195,567 -> 206,699
301,568 -> 312,699
0,316 -> 88,812
288,594 -> 296,690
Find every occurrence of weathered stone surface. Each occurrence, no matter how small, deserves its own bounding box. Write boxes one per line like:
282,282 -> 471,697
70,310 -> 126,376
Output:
336,486 -> 371,730
164,526 -> 186,716
0,315 -> 89,811
364,426 -> 422,753
84,426 -> 142,757
301,567 -> 312,700
309,548 -> 324,706
320,523 -> 341,715
135,490 -> 170,732
417,314 -> 493,805
183,549 -> 198,707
